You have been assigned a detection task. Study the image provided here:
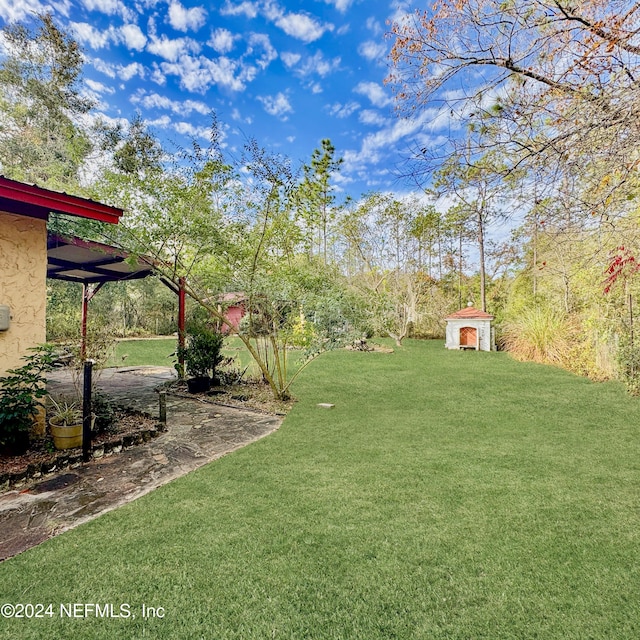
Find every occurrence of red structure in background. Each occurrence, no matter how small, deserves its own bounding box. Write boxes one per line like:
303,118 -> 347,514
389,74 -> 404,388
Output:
217,292 -> 247,334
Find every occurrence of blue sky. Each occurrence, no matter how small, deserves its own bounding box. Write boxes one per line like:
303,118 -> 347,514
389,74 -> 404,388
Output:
0,0 -> 451,200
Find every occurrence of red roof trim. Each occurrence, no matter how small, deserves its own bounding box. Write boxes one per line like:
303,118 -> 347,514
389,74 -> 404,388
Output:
0,176 -> 123,224
446,306 -> 494,320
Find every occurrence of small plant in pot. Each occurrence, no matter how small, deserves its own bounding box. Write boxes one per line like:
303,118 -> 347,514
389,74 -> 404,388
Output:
177,326 -> 225,393
48,396 -> 83,450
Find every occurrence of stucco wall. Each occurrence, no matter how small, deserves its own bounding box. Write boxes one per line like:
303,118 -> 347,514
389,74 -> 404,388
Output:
445,318 -> 493,351
0,211 -> 47,378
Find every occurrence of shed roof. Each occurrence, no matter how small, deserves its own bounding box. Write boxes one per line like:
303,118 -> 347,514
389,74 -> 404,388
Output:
446,306 -> 494,320
0,176 -> 123,224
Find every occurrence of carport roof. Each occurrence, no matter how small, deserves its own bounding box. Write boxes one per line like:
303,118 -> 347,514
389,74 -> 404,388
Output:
47,233 -> 154,284
0,176 -> 123,224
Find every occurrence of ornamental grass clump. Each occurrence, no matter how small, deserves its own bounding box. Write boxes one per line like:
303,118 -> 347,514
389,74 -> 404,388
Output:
502,306 -> 572,366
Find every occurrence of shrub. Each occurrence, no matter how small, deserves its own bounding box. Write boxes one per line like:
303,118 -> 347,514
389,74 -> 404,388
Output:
177,326 -> 225,380
0,345 -> 56,455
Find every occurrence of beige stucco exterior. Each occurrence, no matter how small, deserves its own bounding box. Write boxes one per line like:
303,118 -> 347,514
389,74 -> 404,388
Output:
0,210 -> 48,377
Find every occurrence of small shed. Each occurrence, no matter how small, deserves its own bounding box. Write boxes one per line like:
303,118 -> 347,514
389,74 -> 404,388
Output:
216,292 -> 247,334
445,304 -> 495,351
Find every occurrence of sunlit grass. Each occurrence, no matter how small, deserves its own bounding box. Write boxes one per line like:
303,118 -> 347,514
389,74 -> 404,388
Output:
2,340 -> 639,639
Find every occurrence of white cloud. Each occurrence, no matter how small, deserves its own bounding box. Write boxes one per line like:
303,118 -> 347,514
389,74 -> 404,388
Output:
80,0 -> 117,13
359,109 -> 387,126
297,51 -> 341,77
173,121 -> 209,138
147,34 -> 201,62
90,57 -> 118,78
358,40 -> 387,62
160,54 -> 246,92
220,1 -> 258,18
86,78 -> 115,94
322,0 -> 353,12
119,24 -> 147,51
209,27 -> 236,54
131,90 -> 210,115
146,114 -> 172,128
343,109 -> 452,173
280,51 -> 301,68
353,81 -> 393,108
273,12 -> 331,43
246,32 -> 277,70
118,62 -> 145,81
327,101 -> 359,118
79,0 -> 136,20
366,17 -> 382,35
0,0 -> 50,22
257,92 -> 292,119
70,21 -> 147,52
70,22 -> 111,49
168,0 -> 207,32
89,56 -> 145,82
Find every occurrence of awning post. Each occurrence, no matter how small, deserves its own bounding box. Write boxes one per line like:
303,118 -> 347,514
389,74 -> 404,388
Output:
178,277 -> 186,378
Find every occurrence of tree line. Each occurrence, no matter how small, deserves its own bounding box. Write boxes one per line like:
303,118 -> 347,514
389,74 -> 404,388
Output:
2,8 -> 640,395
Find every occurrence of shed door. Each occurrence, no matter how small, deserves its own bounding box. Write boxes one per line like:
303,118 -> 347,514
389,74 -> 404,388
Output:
460,326 -> 477,347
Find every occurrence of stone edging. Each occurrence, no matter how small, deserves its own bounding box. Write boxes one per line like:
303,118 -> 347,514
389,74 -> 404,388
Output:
0,416 -> 166,494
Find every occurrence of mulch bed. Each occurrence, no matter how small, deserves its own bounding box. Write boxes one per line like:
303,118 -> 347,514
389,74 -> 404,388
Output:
0,408 -> 162,492
167,379 -> 295,416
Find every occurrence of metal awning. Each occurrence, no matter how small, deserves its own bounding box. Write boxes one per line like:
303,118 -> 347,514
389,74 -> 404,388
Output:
46,233 -> 186,370
47,233 -> 154,284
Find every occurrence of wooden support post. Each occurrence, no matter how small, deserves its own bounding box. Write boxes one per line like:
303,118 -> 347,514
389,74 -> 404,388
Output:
81,284 -> 89,360
82,359 -> 94,462
159,390 -> 167,427
80,282 -> 105,361
178,277 -> 186,379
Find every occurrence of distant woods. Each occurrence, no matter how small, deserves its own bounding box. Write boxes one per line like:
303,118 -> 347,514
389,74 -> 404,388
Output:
4,10 -> 640,391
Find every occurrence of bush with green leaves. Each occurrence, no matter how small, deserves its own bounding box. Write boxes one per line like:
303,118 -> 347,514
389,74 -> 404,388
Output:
0,345 -> 56,454
177,326 -> 225,380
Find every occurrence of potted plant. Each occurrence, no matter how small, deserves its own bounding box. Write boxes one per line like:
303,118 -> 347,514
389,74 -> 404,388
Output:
177,326 -> 225,393
48,396 -> 83,450
0,345 -> 55,456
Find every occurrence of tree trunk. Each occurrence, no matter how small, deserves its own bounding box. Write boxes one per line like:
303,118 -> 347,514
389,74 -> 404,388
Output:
477,209 -> 486,312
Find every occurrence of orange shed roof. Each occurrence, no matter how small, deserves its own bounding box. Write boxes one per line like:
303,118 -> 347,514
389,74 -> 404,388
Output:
446,306 -> 494,320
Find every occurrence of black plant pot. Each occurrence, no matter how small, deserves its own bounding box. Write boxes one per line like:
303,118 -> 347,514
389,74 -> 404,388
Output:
186,376 -> 212,394
2,430 -> 30,457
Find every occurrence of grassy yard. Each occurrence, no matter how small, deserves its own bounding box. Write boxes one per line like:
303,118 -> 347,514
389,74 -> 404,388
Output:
2,340 -> 639,639
105,336 -> 263,376
105,337 -> 177,368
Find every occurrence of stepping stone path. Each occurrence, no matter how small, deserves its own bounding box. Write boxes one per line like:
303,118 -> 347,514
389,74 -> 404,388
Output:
0,367 -> 282,561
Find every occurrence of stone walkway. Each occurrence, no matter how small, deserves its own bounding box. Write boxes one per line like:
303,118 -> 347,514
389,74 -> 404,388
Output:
0,367 -> 282,561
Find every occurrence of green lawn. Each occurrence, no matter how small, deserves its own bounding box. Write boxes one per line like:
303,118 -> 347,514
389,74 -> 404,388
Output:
105,337 -> 177,368
2,340 -> 639,639
105,336 -> 262,375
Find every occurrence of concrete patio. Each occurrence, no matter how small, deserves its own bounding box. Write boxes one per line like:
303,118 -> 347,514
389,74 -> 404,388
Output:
0,366 -> 282,561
